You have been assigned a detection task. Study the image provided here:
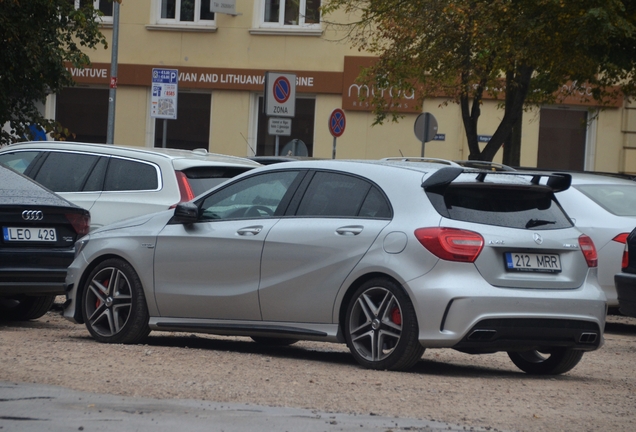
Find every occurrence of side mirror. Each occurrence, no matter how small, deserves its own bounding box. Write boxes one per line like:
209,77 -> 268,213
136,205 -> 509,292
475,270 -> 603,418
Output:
171,202 -> 199,224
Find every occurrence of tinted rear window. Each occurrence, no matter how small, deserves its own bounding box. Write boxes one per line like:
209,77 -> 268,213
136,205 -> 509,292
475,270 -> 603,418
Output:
433,185 -> 572,229
34,152 -> 99,192
182,166 -> 254,196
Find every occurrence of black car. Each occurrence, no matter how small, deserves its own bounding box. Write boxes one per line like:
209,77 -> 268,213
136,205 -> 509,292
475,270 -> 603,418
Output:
0,165 -> 90,321
614,227 -> 636,317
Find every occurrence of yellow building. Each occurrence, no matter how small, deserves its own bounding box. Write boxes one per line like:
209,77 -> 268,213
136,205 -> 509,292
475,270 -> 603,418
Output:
50,1 -> 636,173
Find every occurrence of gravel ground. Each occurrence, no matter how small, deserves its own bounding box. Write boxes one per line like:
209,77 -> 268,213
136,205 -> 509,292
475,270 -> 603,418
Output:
1,306 -> 635,432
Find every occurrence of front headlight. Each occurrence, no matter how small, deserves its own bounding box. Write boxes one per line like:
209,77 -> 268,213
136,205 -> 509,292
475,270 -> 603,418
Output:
74,236 -> 90,260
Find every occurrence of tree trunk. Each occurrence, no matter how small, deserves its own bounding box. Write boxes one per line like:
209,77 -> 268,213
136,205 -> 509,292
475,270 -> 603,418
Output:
502,114 -> 522,166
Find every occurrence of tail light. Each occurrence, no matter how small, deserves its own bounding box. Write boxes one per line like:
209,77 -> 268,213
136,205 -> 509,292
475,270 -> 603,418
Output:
612,233 -> 629,244
66,213 -> 90,237
578,234 -> 598,268
622,242 -> 629,270
172,171 -> 195,208
415,227 -> 484,263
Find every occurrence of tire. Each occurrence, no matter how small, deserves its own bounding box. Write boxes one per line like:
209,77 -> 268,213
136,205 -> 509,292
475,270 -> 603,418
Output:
251,336 -> 299,346
344,278 -> 425,371
508,348 -> 584,375
0,295 -> 55,321
81,258 -> 150,344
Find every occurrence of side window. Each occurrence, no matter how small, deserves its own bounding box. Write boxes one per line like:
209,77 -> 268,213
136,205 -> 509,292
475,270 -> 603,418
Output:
104,158 -> 159,191
359,187 -> 392,219
157,0 -> 215,26
0,151 -> 40,174
199,171 -> 300,220
261,0 -> 320,27
34,152 -> 99,192
72,1 -> 113,24
83,157 -> 108,192
296,172 -> 373,217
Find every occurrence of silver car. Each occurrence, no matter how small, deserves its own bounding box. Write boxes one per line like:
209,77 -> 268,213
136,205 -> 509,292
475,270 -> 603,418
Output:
63,160 -> 606,374
553,173 -> 636,307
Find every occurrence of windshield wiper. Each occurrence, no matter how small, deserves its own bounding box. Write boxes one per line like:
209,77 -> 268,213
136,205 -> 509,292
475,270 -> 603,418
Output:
525,219 -> 556,228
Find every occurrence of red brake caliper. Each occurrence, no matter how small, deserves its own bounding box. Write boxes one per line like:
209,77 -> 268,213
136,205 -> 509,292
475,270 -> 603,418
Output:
96,279 -> 109,308
391,306 -> 402,326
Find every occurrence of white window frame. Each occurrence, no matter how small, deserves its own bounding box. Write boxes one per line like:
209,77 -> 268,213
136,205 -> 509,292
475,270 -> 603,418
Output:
254,0 -> 322,35
72,1 -> 113,25
155,0 -> 217,28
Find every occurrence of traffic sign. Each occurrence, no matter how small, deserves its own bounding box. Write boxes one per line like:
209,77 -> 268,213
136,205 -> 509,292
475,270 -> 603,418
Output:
264,72 -> 295,118
151,68 -> 178,119
414,112 -> 438,157
329,108 -> 346,138
268,118 -> 292,136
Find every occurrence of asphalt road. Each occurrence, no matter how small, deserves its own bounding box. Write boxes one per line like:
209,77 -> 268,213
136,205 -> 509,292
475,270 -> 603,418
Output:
0,381 -> 492,432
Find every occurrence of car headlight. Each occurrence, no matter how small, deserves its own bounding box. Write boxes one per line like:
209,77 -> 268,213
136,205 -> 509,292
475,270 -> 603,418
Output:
74,236 -> 90,260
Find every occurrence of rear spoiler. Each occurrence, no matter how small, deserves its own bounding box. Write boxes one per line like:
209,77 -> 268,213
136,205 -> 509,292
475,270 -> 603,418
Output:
421,167 -> 572,193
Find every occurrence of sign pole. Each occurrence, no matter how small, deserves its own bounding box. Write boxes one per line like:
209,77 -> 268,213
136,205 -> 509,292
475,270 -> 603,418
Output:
275,135 -> 280,156
162,119 -> 168,148
106,2 -> 120,144
332,137 -> 337,159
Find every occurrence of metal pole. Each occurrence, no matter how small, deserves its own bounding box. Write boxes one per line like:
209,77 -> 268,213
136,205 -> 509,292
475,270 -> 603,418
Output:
106,2 -> 120,144
421,113 -> 429,157
275,135 -> 280,156
332,137 -> 337,159
162,119 -> 168,148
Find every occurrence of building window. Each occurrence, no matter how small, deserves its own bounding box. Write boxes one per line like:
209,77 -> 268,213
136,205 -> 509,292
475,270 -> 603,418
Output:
56,88 -> 109,143
72,1 -> 113,23
262,0 -> 320,27
158,0 -> 215,25
256,97 -> 315,156
154,93 -> 212,150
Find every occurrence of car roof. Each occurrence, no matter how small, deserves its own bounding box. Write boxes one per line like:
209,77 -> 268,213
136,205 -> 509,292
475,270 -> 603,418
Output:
0,165 -> 81,208
566,171 -> 636,186
2,141 -> 261,169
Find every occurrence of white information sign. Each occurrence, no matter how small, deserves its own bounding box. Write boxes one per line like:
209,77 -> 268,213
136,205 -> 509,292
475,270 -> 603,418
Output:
268,118 -> 292,136
151,68 -> 178,120
264,72 -> 296,118
210,0 -> 236,15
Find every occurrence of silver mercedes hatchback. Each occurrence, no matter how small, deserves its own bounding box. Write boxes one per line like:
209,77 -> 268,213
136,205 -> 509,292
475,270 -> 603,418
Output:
63,160 -> 606,374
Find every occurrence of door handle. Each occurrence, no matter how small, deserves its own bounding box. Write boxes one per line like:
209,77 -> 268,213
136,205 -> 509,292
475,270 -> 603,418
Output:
336,225 -> 363,236
237,226 -> 263,236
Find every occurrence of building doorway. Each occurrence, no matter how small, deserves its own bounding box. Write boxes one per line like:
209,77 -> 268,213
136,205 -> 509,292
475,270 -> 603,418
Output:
256,96 -> 315,156
537,108 -> 587,170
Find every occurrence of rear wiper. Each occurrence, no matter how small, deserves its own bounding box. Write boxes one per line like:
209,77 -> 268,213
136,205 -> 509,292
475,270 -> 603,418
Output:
526,219 -> 556,228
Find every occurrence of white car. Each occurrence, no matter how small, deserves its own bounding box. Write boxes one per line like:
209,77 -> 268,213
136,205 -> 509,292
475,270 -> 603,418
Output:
553,173 -> 636,307
0,142 -> 260,230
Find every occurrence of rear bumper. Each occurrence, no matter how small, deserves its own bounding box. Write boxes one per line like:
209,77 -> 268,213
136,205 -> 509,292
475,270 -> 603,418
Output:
404,261 -> 607,351
614,273 -> 636,318
0,249 -> 72,296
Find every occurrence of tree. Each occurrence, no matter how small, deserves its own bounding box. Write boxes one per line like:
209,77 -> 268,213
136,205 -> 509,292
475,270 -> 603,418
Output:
322,0 -> 636,163
0,0 -> 107,146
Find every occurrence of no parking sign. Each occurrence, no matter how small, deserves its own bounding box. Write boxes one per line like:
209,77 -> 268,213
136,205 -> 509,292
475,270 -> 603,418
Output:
329,108 -> 346,159
264,72 -> 296,118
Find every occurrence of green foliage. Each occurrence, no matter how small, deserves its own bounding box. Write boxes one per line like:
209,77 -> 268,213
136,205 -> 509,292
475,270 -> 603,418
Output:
0,0 -> 107,145
323,0 -> 636,162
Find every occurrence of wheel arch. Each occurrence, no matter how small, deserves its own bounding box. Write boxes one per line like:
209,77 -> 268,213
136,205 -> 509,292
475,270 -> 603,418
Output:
336,272 -> 411,343
71,254 -> 137,324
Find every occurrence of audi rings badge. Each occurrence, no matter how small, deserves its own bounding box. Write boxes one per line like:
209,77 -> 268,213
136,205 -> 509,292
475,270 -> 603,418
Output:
22,210 -> 44,221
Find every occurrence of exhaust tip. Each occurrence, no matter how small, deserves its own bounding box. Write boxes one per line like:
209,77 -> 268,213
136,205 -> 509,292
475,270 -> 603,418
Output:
579,332 -> 598,344
467,329 -> 497,341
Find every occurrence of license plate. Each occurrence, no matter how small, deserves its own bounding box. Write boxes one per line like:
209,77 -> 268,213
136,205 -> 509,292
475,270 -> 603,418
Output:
505,252 -> 561,273
3,227 -> 57,242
